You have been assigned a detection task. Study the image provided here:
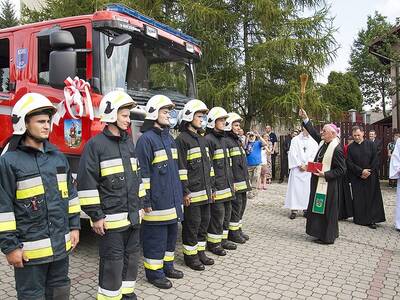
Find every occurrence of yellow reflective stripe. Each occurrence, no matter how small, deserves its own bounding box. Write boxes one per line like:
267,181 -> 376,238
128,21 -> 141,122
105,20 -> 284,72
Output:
16,185 -> 45,200
215,189 -> 232,201
144,258 -> 163,270
210,167 -> 215,177
229,222 -> 240,231
92,213 -> 131,230
152,150 -> 168,164
23,238 -> 53,260
130,158 -> 138,172
105,219 -> 131,229
190,190 -> 208,203
187,147 -> 201,161
179,169 -> 188,181
97,287 -> 122,300
234,181 -> 248,191
142,178 -> 150,190
197,241 -> 206,251
171,148 -> 178,160
187,153 -> 202,160
164,251 -> 174,262
138,184 -> 146,198
78,190 -> 100,206
183,245 -> 197,255
58,181 -> 69,198
0,220 -> 16,231
229,147 -> 242,157
143,208 -> 177,222
80,197 -> 100,206
65,233 -> 72,251
69,198 -> 81,214
213,153 -> 224,160
207,233 -> 222,243
223,230 -> 228,239
0,212 -> 16,232
121,281 -> 135,295
101,165 -> 124,177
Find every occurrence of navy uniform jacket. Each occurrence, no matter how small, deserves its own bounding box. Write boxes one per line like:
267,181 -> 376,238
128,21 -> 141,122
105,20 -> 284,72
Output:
0,140 -> 80,265
136,127 -> 183,225
175,129 -> 214,206
77,127 -> 145,231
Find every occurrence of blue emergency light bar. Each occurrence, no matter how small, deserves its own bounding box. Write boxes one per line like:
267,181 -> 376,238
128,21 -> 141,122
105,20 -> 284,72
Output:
105,3 -> 201,46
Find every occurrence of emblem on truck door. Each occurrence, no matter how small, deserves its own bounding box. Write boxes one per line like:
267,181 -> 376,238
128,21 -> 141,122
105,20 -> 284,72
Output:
16,48 -> 28,70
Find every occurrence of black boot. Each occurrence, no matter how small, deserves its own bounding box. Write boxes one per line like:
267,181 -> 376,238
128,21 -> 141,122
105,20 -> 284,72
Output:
165,268 -> 184,279
198,250 -> 214,265
221,239 -> 237,250
184,254 -> 205,271
148,278 -> 172,289
228,231 -> 246,244
207,244 -> 226,256
239,229 -> 249,241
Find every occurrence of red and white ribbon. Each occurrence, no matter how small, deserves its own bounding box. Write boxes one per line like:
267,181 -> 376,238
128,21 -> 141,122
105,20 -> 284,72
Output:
53,76 -> 94,125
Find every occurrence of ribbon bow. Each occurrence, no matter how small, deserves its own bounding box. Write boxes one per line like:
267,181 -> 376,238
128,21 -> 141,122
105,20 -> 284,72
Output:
53,76 -> 94,125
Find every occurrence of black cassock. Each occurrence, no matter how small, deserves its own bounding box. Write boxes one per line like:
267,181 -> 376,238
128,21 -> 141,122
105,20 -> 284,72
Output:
347,140 -> 386,225
303,121 -> 346,243
338,173 -> 353,220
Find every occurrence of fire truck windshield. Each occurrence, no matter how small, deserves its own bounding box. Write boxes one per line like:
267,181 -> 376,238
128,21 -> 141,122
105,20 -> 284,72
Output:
99,31 -> 196,104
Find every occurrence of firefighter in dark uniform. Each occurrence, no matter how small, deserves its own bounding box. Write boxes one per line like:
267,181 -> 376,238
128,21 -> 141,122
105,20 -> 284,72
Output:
136,95 -> 184,289
175,99 -> 215,271
0,93 -> 80,300
77,91 -> 144,300
205,107 -> 237,256
224,113 -> 251,243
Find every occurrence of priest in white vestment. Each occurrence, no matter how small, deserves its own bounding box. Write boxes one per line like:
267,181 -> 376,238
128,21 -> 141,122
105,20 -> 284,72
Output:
284,127 -> 319,219
389,138 -> 400,231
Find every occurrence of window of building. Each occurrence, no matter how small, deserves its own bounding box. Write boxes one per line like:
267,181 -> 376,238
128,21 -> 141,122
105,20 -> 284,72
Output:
38,26 -> 87,86
0,39 -> 10,92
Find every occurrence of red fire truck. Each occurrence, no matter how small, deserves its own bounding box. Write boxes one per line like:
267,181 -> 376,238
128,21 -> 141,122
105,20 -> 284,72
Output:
0,3 -> 201,171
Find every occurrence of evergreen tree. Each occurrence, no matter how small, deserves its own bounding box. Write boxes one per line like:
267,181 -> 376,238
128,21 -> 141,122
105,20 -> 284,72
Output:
349,12 -> 399,117
0,0 -> 19,29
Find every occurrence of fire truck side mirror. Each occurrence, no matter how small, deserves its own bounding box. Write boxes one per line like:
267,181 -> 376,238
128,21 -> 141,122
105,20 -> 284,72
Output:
48,31 -> 77,89
106,33 -> 132,58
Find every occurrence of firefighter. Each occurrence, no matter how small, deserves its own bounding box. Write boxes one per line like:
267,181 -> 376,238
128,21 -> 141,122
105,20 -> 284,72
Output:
136,95 -> 184,289
224,113 -> 251,244
0,93 -> 80,300
77,90 -> 144,300
205,107 -> 237,256
175,99 -> 215,271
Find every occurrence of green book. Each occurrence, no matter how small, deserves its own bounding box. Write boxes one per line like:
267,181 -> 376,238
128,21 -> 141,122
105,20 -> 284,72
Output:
312,193 -> 326,214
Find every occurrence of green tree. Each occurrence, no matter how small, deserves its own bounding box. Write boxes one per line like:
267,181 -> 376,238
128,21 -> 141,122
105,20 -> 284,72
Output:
0,0 -> 19,29
320,71 -> 363,112
349,12 -> 399,117
22,0 -> 337,128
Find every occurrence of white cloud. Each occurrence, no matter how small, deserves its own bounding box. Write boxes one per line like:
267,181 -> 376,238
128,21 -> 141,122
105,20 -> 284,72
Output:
376,0 -> 400,23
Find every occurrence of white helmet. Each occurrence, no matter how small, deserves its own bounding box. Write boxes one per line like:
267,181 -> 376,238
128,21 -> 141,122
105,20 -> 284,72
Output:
12,93 -> 57,135
145,95 -> 175,120
181,99 -> 208,123
99,91 -> 136,123
176,109 -> 184,126
225,112 -> 242,131
206,107 -> 229,129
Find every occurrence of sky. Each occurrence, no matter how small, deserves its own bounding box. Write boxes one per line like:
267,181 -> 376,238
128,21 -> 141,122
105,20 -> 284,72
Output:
318,0 -> 400,83
8,0 -> 400,83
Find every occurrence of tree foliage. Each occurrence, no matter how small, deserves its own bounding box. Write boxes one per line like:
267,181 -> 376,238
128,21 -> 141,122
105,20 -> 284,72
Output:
320,71 -> 363,112
0,0 -> 18,29
22,0 -> 338,128
349,12 -> 399,117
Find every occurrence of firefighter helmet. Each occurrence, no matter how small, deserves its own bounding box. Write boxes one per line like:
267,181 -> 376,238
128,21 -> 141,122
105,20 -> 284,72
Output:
206,107 -> 229,129
99,90 -> 136,123
181,99 -> 208,123
145,95 -> 175,120
225,112 -> 243,131
12,93 -> 57,135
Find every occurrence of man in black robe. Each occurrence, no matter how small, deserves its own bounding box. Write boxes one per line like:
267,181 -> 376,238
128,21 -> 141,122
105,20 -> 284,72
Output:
299,109 -> 346,244
347,126 -> 386,229
279,131 -> 292,183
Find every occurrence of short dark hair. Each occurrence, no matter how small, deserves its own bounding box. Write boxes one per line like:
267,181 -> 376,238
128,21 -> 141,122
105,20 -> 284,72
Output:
369,129 -> 376,134
352,125 -> 364,132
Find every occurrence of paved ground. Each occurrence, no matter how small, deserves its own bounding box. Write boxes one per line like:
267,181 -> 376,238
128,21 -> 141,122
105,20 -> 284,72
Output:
1,182 -> 400,299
